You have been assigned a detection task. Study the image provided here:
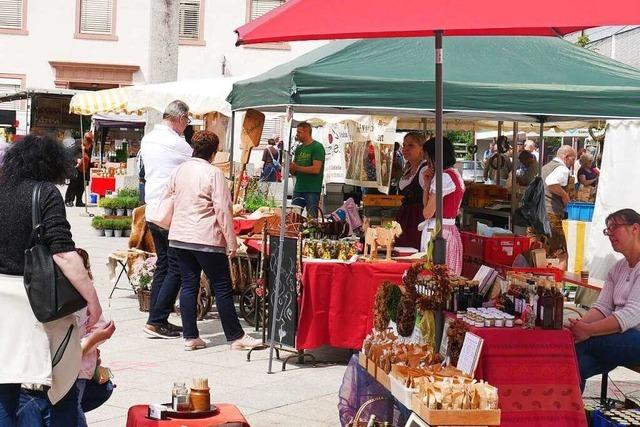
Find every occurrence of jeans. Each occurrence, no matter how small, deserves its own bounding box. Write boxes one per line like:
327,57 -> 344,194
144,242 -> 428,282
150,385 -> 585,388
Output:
576,329 -> 640,392
292,191 -> 321,217
0,384 -> 20,427
80,380 -> 113,413
147,222 -> 182,326
15,384 -> 79,427
261,164 -> 278,182
174,249 -> 244,341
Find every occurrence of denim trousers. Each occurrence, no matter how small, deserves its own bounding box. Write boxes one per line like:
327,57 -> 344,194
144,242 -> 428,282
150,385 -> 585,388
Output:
173,249 -> 244,341
576,329 -> 640,392
12,383 -> 78,427
147,222 -> 182,326
292,191 -> 320,217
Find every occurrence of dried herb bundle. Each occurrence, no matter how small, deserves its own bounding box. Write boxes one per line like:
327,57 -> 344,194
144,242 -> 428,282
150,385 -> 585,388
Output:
373,282 -> 395,331
446,319 -> 469,366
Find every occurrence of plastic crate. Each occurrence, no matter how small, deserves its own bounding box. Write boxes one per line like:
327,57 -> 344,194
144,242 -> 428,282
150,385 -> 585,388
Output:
461,231 -> 485,261
567,201 -> 595,222
462,256 -> 483,279
483,235 -> 530,266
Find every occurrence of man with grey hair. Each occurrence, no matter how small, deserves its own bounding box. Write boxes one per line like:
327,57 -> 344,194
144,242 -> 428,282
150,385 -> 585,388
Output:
140,100 -> 193,339
541,144 -> 577,259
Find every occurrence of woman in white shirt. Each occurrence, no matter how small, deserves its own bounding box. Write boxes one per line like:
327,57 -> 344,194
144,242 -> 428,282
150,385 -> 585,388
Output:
570,209 -> 640,392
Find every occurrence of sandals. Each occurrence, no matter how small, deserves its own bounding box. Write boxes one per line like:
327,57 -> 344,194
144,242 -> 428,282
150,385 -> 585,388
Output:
184,337 -> 206,351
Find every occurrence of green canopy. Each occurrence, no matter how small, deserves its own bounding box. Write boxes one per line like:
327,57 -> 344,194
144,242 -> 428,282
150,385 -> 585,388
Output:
228,36 -> 640,121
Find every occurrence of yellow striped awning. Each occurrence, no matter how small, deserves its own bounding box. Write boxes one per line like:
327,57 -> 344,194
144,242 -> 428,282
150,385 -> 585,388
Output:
69,87 -> 137,115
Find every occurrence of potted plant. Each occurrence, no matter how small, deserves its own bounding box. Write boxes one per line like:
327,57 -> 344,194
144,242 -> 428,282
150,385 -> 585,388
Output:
91,216 -> 104,237
122,216 -> 132,237
98,197 -> 115,216
103,218 -> 115,237
118,187 -> 140,199
112,218 -> 125,237
114,198 -> 127,216
131,256 -> 156,312
125,197 -> 139,216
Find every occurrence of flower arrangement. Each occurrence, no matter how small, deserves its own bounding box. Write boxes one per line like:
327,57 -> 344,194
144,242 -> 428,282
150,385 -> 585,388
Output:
131,257 -> 157,292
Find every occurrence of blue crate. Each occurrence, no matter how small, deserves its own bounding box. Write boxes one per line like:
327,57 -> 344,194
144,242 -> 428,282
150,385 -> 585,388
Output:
567,201 -> 595,222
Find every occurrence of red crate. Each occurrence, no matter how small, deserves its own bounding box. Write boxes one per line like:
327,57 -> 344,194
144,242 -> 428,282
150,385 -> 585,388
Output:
482,235 -> 530,266
462,256 -> 483,279
461,232 -> 485,261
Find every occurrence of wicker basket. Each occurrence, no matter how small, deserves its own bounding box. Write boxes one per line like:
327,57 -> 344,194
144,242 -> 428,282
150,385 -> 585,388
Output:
137,289 -> 151,312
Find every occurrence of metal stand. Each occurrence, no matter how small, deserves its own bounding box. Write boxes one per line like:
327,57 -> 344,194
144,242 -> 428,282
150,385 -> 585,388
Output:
108,259 -> 135,298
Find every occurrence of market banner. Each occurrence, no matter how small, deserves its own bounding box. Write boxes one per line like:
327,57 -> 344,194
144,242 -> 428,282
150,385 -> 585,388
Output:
315,116 -> 397,193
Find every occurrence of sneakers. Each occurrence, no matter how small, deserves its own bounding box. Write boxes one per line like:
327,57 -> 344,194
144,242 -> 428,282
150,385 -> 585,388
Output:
144,324 -> 181,339
184,337 -> 206,351
231,334 -> 263,350
166,322 -> 183,333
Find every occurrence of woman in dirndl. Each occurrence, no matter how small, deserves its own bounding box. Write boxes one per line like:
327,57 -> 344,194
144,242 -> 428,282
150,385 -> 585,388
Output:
394,132 -> 429,249
420,137 -> 466,275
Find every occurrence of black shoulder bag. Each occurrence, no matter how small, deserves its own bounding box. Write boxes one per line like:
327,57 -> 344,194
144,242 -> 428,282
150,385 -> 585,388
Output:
24,182 -> 87,323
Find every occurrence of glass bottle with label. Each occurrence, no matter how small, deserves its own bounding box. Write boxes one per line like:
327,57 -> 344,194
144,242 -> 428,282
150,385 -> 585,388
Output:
542,281 -> 555,329
553,281 -> 565,330
172,382 -> 190,411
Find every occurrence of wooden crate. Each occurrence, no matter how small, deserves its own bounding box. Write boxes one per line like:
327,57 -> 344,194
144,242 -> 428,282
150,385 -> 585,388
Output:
376,366 -> 391,391
362,194 -> 404,207
411,395 -> 501,426
367,360 -> 378,379
358,352 -> 368,370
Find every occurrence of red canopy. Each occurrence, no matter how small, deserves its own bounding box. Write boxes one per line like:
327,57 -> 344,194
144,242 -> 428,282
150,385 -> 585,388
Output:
236,0 -> 640,45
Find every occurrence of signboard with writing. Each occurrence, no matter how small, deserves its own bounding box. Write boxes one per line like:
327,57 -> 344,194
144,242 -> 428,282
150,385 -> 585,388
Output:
316,116 -> 397,193
267,235 -> 299,348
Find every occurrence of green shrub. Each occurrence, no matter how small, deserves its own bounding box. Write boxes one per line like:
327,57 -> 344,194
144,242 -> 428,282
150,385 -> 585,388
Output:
91,216 -> 104,229
98,197 -> 115,209
113,217 -> 132,230
102,219 -> 116,230
124,197 -> 140,210
117,188 -> 140,199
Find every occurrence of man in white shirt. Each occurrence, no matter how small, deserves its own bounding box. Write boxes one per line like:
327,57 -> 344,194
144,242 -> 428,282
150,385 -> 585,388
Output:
140,100 -> 193,339
525,140 -> 539,161
541,145 -> 577,258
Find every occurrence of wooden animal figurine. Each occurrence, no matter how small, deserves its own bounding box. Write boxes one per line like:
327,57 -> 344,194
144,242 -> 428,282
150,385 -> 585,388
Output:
363,221 -> 403,261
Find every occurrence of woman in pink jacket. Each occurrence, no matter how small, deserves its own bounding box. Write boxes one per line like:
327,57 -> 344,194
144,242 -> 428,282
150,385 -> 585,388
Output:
167,131 -> 261,351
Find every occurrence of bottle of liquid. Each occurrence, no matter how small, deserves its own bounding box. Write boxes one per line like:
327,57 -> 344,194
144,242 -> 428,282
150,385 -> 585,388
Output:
172,382 -> 190,411
542,281 -> 555,330
553,281 -> 565,330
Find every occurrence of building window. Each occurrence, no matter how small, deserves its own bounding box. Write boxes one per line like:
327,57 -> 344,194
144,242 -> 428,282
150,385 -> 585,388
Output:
245,0 -> 289,50
0,0 -> 28,35
75,0 -> 117,41
249,0 -> 284,21
179,0 -> 205,45
0,74 -> 26,111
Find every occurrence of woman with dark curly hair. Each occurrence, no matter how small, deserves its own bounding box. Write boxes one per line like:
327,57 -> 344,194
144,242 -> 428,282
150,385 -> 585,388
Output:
0,134 -> 102,426
162,131 -> 260,351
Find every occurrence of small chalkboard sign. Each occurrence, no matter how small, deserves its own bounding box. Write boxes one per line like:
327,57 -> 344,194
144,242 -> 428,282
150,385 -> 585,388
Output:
267,235 -> 299,348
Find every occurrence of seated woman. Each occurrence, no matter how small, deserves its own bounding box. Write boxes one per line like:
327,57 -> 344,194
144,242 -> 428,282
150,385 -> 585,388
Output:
570,208 -> 640,392
420,137 -> 465,274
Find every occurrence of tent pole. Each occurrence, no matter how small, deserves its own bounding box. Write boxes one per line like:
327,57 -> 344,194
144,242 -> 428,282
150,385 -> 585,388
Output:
229,111 -> 236,184
539,120 -> 545,172
496,121 -> 503,185
267,105 -> 294,374
510,122 -> 518,231
433,30 -> 445,265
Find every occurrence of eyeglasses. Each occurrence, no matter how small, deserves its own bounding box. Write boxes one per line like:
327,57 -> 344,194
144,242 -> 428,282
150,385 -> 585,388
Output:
184,116 -> 191,125
603,223 -> 632,236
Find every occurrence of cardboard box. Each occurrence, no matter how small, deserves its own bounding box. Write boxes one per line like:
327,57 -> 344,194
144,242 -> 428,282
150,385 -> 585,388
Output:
531,248 -> 547,268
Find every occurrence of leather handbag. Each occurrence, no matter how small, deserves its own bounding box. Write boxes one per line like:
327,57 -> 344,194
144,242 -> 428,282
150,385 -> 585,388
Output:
148,187 -> 175,230
23,182 -> 87,323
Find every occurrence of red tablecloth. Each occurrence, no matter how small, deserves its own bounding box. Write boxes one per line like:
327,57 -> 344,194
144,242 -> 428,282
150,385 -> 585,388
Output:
90,176 -> 116,197
297,261 -> 409,350
469,325 -> 587,427
126,404 -> 250,427
233,218 -> 257,236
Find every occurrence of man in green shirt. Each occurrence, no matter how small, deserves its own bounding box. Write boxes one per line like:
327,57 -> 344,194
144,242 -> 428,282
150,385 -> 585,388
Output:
290,122 -> 325,216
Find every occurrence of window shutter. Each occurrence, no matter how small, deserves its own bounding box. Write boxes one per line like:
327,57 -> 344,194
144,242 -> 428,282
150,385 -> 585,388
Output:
250,0 -> 285,21
260,117 -> 283,145
80,0 -> 113,34
0,0 -> 23,30
0,80 -> 22,111
179,0 -> 200,40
